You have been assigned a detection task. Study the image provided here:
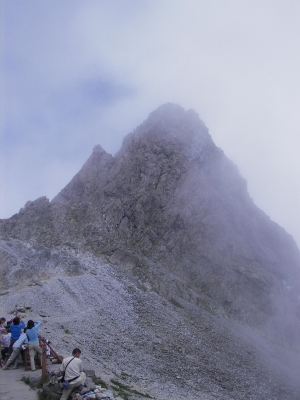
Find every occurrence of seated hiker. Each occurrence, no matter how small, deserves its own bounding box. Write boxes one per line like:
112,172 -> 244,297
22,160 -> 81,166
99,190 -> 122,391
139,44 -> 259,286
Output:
60,348 -> 86,400
1,328 -> 11,362
0,317 -> 6,344
0,318 -> 6,367
26,320 -> 43,370
3,328 -> 28,369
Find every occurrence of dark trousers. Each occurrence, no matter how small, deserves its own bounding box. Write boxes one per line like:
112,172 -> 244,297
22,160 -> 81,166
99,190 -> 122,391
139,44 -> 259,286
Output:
1,346 -> 9,359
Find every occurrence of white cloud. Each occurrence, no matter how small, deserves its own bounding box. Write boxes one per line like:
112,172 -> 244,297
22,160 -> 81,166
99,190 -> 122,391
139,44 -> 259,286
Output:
1,0 -> 300,246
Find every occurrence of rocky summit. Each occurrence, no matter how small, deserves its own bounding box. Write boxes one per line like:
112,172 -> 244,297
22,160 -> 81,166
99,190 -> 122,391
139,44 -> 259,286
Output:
1,103 -> 300,399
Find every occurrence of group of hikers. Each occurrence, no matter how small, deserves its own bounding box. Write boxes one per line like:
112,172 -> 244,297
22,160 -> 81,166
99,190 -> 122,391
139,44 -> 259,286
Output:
1,316 -> 86,400
0,315 -> 43,370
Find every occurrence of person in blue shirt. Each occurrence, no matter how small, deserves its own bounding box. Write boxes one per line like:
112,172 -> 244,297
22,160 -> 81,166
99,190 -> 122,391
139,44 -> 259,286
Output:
9,317 -> 25,355
26,320 -> 43,370
3,328 -> 28,369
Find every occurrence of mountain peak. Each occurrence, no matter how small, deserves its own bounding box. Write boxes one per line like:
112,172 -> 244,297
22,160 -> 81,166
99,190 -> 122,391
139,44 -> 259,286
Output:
1,103 -> 300,350
119,103 -> 211,162
92,144 -> 107,154
1,103 -> 300,398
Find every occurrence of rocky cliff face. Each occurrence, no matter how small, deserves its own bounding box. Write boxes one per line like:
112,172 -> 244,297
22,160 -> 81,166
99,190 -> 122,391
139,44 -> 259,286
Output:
1,103 -> 300,344
1,103 -> 300,398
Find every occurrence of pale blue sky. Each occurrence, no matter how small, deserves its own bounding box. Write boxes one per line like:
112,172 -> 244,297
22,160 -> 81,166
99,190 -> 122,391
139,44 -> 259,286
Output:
1,0 -> 300,247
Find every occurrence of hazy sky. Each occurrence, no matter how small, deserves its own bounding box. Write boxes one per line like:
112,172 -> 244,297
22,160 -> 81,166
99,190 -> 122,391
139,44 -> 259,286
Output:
1,0 -> 300,247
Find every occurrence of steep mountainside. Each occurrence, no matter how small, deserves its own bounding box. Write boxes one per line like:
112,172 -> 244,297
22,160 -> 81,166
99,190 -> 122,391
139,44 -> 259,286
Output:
1,103 -> 300,398
1,103 -> 300,345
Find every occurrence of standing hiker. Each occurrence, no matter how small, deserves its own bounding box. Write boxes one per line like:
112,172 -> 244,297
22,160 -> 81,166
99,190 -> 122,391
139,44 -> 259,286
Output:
26,320 -> 43,370
9,317 -> 25,355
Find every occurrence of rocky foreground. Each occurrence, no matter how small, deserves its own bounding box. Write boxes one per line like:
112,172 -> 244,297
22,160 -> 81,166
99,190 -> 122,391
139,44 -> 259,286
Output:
1,258 -> 300,400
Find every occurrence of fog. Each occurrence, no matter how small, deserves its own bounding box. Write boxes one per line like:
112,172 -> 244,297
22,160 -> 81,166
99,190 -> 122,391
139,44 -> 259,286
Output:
1,0 -> 300,246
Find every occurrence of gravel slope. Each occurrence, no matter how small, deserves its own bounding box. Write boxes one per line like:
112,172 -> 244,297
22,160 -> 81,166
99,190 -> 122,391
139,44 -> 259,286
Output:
1,259 -> 300,400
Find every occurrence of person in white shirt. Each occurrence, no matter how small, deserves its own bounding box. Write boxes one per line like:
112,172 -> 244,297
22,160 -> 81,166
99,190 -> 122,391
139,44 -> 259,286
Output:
60,348 -> 86,400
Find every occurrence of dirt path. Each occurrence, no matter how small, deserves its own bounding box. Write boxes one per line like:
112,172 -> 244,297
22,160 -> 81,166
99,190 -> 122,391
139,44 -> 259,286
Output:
0,363 -> 58,400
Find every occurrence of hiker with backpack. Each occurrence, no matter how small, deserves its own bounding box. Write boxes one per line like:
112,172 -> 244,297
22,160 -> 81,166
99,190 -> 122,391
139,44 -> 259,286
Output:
60,348 -> 86,400
26,319 -> 43,370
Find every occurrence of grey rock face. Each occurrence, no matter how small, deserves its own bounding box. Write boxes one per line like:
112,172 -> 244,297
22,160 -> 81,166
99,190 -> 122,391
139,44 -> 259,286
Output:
1,103 -> 299,344
1,103 -> 300,399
